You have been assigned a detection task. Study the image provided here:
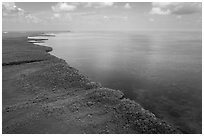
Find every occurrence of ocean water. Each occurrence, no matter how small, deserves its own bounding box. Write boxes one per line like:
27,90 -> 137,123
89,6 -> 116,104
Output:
45,30 -> 202,133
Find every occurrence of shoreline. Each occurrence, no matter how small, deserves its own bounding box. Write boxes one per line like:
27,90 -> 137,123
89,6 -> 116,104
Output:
2,32 -> 180,134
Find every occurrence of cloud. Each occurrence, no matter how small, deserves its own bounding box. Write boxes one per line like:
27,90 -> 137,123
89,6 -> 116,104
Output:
3,2 -> 17,10
103,16 -> 109,19
50,12 -> 73,23
52,2 -> 77,12
171,3 -> 202,15
176,15 -> 182,19
74,12 -> 95,16
124,3 -> 131,9
149,18 -> 155,22
150,7 -> 170,15
25,14 -> 42,23
85,2 -> 114,8
50,13 -> 62,20
103,15 -> 128,21
3,2 -> 42,23
3,2 -> 25,17
53,13 -> 61,18
51,2 -> 114,13
150,2 -> 202,15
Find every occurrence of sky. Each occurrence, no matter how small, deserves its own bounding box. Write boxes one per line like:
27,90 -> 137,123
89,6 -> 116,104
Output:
2,2 -> 202,31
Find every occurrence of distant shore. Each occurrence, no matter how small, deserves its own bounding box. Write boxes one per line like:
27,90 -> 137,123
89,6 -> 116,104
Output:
2,32 -> 180,134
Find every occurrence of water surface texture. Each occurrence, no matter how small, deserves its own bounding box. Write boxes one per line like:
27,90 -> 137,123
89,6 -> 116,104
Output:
45,31 -> 202,133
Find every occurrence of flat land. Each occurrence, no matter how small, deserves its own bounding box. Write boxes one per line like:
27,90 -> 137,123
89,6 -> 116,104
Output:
2,32 -> 180,134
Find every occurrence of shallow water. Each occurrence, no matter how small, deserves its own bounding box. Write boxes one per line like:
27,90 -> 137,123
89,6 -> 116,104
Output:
45,30 -> 202,133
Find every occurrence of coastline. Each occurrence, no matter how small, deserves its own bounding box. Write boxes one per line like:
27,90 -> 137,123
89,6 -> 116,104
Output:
2,32 -> 180,134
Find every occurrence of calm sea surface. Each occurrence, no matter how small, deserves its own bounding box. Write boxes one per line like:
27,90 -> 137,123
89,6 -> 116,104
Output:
45,31 -> 202,133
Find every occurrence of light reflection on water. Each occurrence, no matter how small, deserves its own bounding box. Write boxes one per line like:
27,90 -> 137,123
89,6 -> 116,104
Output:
45,31 -> 202,133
